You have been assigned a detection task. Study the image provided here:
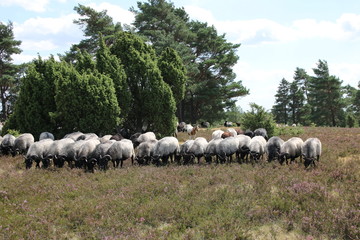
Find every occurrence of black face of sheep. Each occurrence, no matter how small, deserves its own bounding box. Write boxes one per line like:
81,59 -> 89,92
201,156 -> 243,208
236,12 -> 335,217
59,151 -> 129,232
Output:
278,153 -> 288,165
25,157 -> 33,169
303,156 -> 315,168
41,158 -> 51,169
204,155 -> 212,164
85,159 -> 97,173
98,156 -> 110,170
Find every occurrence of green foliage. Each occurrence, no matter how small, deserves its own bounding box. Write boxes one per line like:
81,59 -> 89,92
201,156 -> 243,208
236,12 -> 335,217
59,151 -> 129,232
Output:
0,21 -> 22,120
53,60 -> 120,137
241,103 -> 276,137
158,47 -> 187,105
96,35 -> 130,122
9,57 -> 58,137
111,32 -> 177,136
272,78 -> 290,124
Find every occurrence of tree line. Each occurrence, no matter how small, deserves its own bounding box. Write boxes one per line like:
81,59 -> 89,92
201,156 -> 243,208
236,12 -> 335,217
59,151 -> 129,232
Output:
0,0 -> 249,137
272,60 -> 360,127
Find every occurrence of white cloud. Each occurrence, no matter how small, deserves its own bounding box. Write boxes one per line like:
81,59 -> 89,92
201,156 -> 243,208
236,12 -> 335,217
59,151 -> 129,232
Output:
20,40 -> 58,51
183,5 -> 360,45
330,62 -> 360,87
0,0 -> 48,12
14,13 -> 80,36
87,2 -> 135,26
12,54 -> 38,64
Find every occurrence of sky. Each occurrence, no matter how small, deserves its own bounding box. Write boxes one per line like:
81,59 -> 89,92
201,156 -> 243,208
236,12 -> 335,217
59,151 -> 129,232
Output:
1,0 -> 360,112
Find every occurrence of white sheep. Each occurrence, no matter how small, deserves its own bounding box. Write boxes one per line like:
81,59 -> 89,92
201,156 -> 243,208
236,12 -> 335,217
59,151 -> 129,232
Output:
135,139 -> 158,165
186,137 -> 208,164
302,138 -> 322,168
152,137 -> 180,165
212,130 -> 224,139
279,137 -> 304,165
248,136 -> 267,162
204,138 -> 222,163
216,136 -> 241,163
25,139 -> 54,169
106,139 -> 135,168
12,133 -> 35,156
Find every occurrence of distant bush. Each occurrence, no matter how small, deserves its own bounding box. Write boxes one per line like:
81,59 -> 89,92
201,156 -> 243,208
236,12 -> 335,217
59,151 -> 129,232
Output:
240,103 -> 276,137
273,125 -> 304,136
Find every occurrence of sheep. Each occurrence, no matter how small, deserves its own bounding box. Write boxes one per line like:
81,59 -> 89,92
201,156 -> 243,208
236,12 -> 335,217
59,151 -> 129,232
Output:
134,132 -> 156,147
236,134 -> 252,163
266,136 -> 284,162
25,139 -> 54,169
216,136 -> 241,163
135,139 -> 158,165
227,128 -> 238,137
224,121 -> 232,127
279,137 -> 304,165
59,140 -> 87,168
152,137 -> 180,166
76,133 -> 98,141
76,139 -> 100,170
204,138 -> 222,163
106,139 -> 135,168
248,136 -> 267,163
200,121 -> 210,128
99,135 -> 113,143
12,133 -> 35,156
186,137 -> 208,164
254,128 -> 268,140
39,132 -> 55,141
44,138 -> 75,167
244,129 -> 254,138
110,133 -> 124,141
63,131 -> 84,141
186,125 -> 199,139
221,132 -> 233,139
177,122 -> 186,132
176,139 -> 194,164
212,130 -> 224,139
1,134 -> 16,155
302,138 -> 322,168
90,141 -> 115,170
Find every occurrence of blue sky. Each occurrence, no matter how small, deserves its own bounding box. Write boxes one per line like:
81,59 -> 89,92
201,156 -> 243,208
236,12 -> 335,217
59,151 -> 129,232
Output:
1,0 -> 360,111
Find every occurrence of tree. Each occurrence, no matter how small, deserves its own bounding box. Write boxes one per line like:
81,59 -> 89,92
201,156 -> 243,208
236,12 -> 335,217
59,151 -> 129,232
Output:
53,59 -> 120,137
5,57 -> 58,138
0,21 -> 22,120
158,47 -> 187,106
272,78 -> 290,124
62,4 -> 123,62
308,60 -> 345,126
111,32 -> 177,136
96,35 -> 130,122
131,0 -> 249,123
293,67 -> 310,102
241,103 -> 276,137
288,81 -> 305,125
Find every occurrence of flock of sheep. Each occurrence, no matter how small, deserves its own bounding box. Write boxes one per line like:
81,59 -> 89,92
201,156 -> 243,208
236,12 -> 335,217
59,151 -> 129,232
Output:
0,127 -> 321,172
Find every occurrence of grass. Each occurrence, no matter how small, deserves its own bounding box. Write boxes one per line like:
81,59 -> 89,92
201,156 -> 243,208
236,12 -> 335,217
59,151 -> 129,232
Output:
0,127 -> 360,239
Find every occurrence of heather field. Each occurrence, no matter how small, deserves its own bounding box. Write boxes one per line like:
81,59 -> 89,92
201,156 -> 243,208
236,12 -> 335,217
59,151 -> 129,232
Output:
0,127 -> 359,240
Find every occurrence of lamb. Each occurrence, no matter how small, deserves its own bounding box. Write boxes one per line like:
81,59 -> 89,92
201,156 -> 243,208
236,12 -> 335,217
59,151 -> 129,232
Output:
39,132 -> 55,141
176,139 -> 194,164
1,134 -> 16,155
266,136 -> 284,162
12,133 -> 35,156
302,138 -> 322,168
254,128 -> 268,140
216,136 -> 241,163
135,139 -> 158,165
152,137 -> 180,165
25,139 -> 54,169
212,130 -> 224,139
186,137 -> 208,164
204,138 -> 222,163
44,138 -> 75,167
279,137 -> 304,165
186,125 -> 199,139
106,139 -> 135,168
248,136 -> 267,163
235,134 -> 252,163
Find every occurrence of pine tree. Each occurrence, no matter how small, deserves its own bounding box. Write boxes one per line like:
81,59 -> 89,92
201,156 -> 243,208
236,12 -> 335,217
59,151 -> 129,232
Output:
0,21 -> 22,120
308,60 -> 345,126
111,32 -> 177,136
288,81 -> 305,125
272,78 -> 290,124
